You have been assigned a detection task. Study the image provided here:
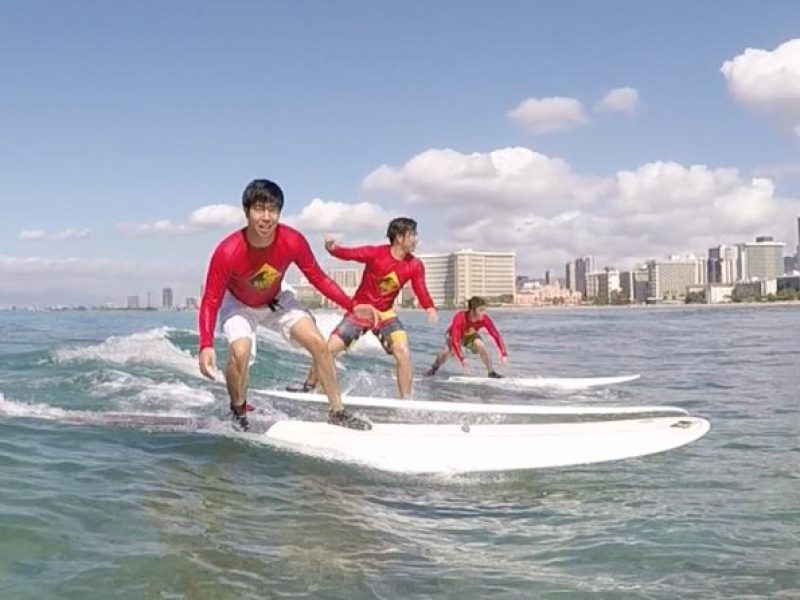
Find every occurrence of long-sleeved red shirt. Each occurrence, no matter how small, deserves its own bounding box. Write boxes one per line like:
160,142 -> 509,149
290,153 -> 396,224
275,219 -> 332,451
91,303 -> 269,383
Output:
327,244 -> 435,312
198,225 -> 353,349
447,310 -> 507,363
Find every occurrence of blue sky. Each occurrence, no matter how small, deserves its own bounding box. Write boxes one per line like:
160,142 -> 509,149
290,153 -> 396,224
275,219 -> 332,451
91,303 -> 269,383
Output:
1,1 -> 798,305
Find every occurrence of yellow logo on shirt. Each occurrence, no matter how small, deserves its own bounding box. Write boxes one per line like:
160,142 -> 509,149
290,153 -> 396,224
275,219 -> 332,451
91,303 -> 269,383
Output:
249,262 -> 282,290
378,271 -> 400,295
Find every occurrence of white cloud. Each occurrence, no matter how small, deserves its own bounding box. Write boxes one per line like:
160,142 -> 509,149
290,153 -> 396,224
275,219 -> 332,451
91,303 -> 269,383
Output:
596,87 -> 640,114
116,204 -> 244,237
188,204 -> 245,228
507,97 -> 589,133
363,147 -> 610,212
116,219 -> 195,236
0,255 -> 203,306
51,227 -> 90,241
18,228 -> 90,241
283,198 -> 392,236
363,147 -> 799,276
18,229 -> 46,240
721,38 -> 800,136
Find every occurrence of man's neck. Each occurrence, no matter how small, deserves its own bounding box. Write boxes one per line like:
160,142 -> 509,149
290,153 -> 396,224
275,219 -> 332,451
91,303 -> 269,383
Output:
390,244 -> 407,260
245,225 -> 276,248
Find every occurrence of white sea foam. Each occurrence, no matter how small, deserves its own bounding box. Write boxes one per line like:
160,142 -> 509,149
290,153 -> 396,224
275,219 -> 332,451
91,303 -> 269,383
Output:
51,327 -> 201,378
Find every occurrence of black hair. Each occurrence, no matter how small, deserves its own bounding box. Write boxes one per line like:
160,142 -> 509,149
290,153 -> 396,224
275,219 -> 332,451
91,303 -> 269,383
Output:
467,296 -> 486,311
242,179 -> 284,212
386,217 -> 417,243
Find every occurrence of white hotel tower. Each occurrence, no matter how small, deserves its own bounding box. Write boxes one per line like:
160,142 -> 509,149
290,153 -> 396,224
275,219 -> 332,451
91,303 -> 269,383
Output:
737,236 -> 785,281
417,250 -> 516,308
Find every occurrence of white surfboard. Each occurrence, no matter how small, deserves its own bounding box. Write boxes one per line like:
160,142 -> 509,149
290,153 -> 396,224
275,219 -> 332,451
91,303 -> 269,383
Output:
264,416 -> 711,474
256,388 -> 687,417
446,374 -> 641,390
0,399 -> 708,474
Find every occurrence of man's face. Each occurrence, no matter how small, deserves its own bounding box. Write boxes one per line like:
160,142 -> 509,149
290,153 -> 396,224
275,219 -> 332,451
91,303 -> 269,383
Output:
246,201 -> 280,237
399,230 -> 418,253
470,306 -> 486,319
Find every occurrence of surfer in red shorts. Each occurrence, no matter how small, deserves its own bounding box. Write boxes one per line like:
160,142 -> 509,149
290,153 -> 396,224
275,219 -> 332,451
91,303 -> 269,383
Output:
293,217 -> 438,398
198,179 -> 374,431
424,296 -> 507,378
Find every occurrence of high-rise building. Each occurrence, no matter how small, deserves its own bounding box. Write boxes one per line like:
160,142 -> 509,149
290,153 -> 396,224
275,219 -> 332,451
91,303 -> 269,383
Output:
162,287 -> 173,310
544,269 -> 553,286
586,268 -> 621,302
416,253 -> 455,307
619,268 -> 649,303
796,216 -> 800,271
565,261 -> 576,291
646,257 -> 705,302
573,256 -> 592,298
707,245 -> 738,284
737,236 -> 785,281
418,250 -> 515,307
127,295 -> 140,309
328,268 -> 360,289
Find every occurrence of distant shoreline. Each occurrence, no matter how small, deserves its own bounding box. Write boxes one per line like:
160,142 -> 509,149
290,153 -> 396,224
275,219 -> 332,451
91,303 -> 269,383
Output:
2,300 -> 799,313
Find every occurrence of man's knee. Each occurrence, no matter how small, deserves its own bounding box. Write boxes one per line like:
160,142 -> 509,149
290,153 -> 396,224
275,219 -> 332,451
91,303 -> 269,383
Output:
228,341 -> 251,368
305,333 -> 330,357
392,343 -> 411,363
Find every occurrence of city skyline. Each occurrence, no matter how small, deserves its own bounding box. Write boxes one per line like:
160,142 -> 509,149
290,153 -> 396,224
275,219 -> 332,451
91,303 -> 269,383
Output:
2,4 -> 799,305
2,218 -> 798,309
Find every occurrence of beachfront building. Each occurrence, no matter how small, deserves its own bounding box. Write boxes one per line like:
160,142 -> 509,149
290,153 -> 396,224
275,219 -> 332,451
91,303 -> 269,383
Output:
796,217 -> 800,271
778,275 -> 800,292
737,237 -> 784,282
646,256 -> 706,302
585,268 -> 621,303
707,245 -> 738,284
328,268 -> 360,293
619,268 -> 649,303
162,287 -> 173,310
417,250 -> 516,308
705,284 -> 736,304
415,253 -> 454,307
297,268 -> 362,309
564,261 -> 577,292
514,280 -> 582,306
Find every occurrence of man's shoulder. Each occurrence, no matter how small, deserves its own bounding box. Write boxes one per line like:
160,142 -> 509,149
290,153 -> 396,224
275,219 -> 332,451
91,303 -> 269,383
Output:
214,229 -> 246,254
276,223 -> 306,244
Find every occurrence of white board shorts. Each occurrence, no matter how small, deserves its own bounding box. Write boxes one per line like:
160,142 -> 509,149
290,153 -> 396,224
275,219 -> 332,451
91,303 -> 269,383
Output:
219,289 -> 311,364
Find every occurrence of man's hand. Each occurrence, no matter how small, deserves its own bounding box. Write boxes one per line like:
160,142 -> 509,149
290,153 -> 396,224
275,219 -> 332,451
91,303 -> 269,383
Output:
352,303 -> 380,329
426,307 -> 439,324
501,355 -> 508,365
461,359 -> 471,374
324,235 -> 336,252
199,347 -> 218,380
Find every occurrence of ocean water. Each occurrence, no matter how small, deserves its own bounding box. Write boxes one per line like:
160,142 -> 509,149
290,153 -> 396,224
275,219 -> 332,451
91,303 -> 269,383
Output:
0,305 -> 797,599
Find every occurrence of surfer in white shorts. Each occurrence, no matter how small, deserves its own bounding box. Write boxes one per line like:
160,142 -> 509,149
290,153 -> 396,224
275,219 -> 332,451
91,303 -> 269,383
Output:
198,179 -> 376,432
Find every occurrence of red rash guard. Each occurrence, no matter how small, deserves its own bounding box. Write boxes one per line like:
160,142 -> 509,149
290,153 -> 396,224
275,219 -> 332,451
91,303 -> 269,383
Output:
198,224 -> 353,349
447,310 -> 508,363
327,244 -> 435,312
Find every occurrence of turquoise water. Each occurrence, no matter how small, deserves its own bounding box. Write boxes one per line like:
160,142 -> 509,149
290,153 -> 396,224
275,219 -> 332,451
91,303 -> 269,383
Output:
0,306 -> 797,598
